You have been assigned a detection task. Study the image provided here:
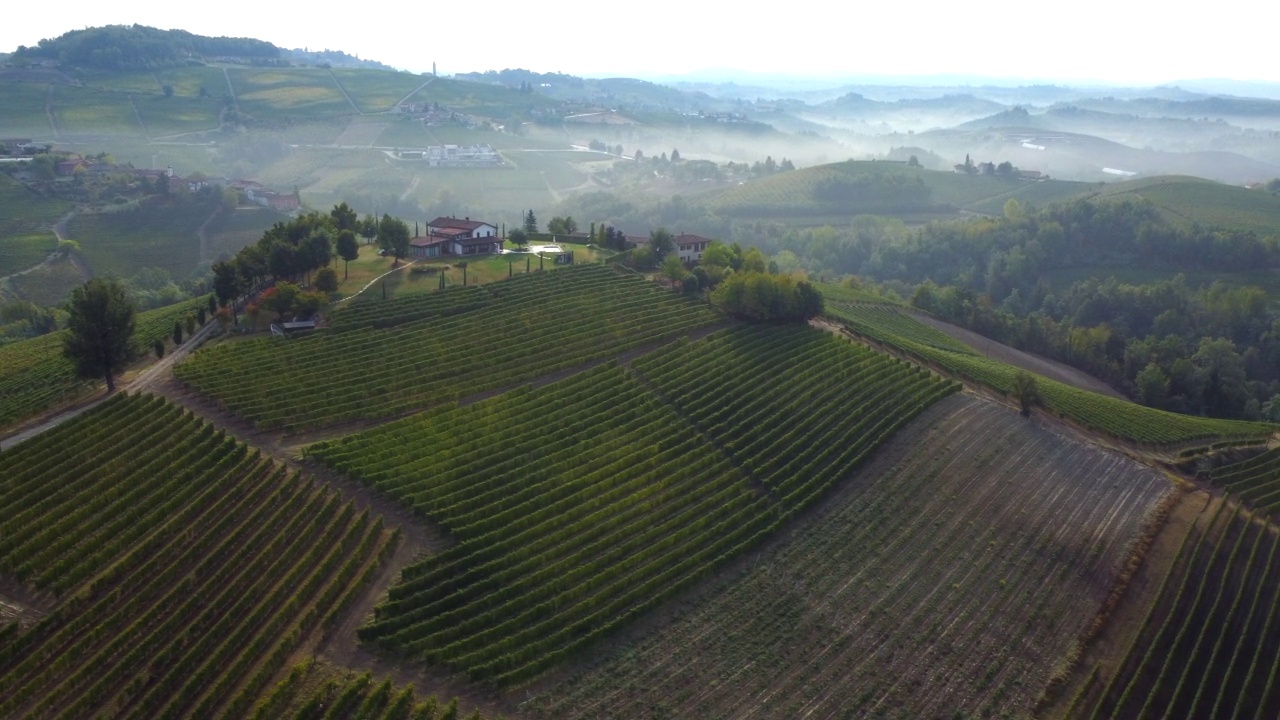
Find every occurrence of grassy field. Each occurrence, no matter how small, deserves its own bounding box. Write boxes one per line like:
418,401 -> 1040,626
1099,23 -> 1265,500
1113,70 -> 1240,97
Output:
0,234 -> 58,279
530,394 -> 1170,719
404,76 -> 560,118
228,67 -> 354,118
0,176 -> 72,269
66,196 -> 218,279
329,68 -> 427,113
821,299 -> 1275,446
1089,176 -> 1280,236
698,160 -> 1089,221
6,254 -> 84,306
48,84 -> 145,137
133,94 -> 222,137
0,81 -> 55,136
153,66 -> 232,98
204,206 -> 285,262
72,68 -> 164,94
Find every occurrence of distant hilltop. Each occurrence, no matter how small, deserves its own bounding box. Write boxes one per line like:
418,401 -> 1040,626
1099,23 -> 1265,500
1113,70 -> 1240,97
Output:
8,25 -> 393,72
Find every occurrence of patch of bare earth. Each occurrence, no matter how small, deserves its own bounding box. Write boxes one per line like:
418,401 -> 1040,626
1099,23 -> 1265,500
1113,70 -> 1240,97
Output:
1039,489 -> 1212,719
519,394 -> 1174,720
912,313 -> 1126,400
0,575 -> 52,628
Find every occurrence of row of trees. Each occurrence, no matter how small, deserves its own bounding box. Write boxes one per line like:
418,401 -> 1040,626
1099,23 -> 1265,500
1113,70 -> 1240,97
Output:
212,203 -> 404,314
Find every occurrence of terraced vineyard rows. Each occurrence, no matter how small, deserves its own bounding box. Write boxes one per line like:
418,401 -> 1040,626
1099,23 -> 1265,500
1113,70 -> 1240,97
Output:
254,655 -> 493,719
823,299 -> 1274,446
0,297 -> 211,430
327,284 -> 491,330
527,396 -> 1172,720
65,197 -> 220,280
178,265 -> 721,431
1070,499 -> 1280,719
307,325 -> 956,686
0,393 -> 397,719
1210,448 -> 1280,514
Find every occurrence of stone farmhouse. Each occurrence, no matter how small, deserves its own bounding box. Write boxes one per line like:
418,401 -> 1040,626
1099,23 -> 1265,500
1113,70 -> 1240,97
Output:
409,217 -> 504,257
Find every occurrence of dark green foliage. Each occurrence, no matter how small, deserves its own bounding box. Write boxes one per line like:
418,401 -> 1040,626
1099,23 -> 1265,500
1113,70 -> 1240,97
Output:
63,278 -> 136,392
1010,371 -> 1040,417
711,272 -> 822,322
313,326 -> 954,685
15,24 -> 279,70
153,338 -> 164,359
378,215 -> 411,262
172,320 -> 183,346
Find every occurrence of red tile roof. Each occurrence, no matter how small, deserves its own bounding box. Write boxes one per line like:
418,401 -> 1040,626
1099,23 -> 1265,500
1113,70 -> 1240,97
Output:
428,217 -> 491,231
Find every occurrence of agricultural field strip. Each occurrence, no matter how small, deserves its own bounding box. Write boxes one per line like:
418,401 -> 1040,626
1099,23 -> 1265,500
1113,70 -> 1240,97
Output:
314,363 -> 773,684
0,297 -> 209,431
1211,448 -> 1280,512
66,199 -> 218,279
0,393 -> 396,719
823,299 -> 1274,445
326,283 -> 490,329
1078,500 -> 1280,720
527,398 -> 1169,720
251,658 -> 495,720
177,265 -> 720,431
308,325 -> 955,685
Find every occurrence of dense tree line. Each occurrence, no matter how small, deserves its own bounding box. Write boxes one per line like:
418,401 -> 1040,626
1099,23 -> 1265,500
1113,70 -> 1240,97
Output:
15,25 -> 279,70
211,204 -> 366,321
787,197 -> 1280,421
711,273 -> 823,322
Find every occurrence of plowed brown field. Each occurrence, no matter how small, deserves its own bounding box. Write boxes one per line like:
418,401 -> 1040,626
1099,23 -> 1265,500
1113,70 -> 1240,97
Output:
524,394 -> 1173,720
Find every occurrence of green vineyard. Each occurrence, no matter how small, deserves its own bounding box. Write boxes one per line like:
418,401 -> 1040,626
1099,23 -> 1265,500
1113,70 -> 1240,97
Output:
177,265 -> 721,431
822,299 -> 1274,446
1071,499 -> 1280,719
0,393 -> 397,719
308,325 -> 957,685
327,283 -> 491,330
1210,448 -> 1280,514
0,296 -> 211,430
250,660 -> 485,720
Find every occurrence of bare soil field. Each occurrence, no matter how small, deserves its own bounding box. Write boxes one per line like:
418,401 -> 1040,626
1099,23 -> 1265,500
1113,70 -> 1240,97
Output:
521,394 -> 1172,720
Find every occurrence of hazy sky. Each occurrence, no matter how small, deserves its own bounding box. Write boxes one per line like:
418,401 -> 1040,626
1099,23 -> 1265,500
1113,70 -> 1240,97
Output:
4,1 -> 1277,85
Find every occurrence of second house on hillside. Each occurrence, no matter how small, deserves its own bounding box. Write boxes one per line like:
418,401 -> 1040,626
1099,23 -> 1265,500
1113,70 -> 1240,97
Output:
410,216 -> 504,257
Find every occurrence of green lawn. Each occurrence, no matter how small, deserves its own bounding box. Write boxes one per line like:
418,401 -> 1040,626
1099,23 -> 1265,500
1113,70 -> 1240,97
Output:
335,243 -> 612,304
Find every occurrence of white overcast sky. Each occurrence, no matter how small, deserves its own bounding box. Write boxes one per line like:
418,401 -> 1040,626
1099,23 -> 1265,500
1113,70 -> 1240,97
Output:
3,1 -> 1276,85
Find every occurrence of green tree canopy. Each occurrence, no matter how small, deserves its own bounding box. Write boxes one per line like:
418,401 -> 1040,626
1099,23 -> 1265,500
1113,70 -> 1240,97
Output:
63,278 -> 137,392
710,272 -> 823,322
378,214 -> 412,262
336,229 -> 360,279
330,202 -> 358,232
649,228 -> 675,260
